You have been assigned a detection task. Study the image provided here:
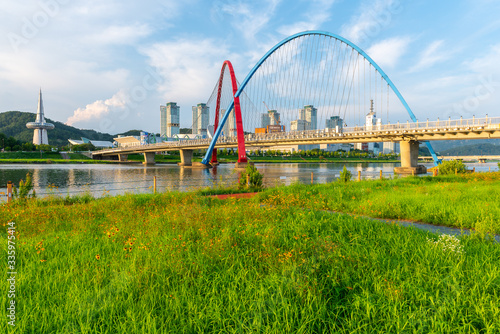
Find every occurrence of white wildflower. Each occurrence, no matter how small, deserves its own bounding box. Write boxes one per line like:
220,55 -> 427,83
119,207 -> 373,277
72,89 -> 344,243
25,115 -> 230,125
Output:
427,234 -> 464,255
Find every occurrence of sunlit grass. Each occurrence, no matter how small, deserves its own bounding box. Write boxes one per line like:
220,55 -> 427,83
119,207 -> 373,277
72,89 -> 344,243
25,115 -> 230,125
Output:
258,173 -> 500,234
1,189 -> 499,333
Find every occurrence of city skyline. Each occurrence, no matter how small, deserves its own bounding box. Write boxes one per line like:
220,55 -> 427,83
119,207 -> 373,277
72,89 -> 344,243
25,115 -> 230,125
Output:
1,0 -> 499,135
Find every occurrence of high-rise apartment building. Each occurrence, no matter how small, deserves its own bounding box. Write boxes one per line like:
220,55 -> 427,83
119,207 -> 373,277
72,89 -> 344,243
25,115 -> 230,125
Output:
160,102 -> 180,138
261,110 -> 280,128
299,105 -> 317,130
290,119 -> 311,131
326,116 -> 343,131
222,109 -> 237,138
192,103 -> 210,136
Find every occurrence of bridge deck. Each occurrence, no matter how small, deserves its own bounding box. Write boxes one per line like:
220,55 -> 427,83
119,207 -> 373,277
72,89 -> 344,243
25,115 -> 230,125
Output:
93,117 -> 500,157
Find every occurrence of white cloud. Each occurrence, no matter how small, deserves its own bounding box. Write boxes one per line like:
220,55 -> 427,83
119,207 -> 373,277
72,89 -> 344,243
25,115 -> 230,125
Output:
213,0 -> 282,44
141,39 -> 242,126
341,0 -> 402,45
84,24 -> 152,45
403,44 -> 500,120
66,91 -> 128,127
366,36 -> 411,68
277,0 -> 336,36
410,40 -> 448,72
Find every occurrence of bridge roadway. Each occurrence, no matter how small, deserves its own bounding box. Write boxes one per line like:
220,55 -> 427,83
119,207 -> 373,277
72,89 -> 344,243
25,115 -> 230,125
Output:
92,116 -> 500,173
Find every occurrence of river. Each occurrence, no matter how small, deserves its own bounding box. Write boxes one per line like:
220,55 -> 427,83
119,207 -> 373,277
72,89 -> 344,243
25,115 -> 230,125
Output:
0,162 -> 498,201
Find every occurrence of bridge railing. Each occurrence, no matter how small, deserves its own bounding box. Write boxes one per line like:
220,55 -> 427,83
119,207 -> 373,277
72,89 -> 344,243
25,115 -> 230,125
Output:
94,116 -> 500,155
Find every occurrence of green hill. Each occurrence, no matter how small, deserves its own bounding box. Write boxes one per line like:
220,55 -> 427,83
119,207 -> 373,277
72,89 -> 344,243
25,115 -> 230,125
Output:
440,143 -> 500,156
0,111 -> 115,147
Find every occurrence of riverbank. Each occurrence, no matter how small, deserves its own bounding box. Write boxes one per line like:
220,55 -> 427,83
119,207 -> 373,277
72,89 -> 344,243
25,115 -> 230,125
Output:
1,175 -> 499,332
0,151 -> 401,164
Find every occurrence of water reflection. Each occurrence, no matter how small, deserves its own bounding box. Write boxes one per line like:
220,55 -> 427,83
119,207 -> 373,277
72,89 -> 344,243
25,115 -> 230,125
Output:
0,162 -> 498,201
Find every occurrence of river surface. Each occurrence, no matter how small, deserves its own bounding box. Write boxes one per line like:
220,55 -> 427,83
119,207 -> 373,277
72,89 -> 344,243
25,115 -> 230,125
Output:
0,162 -> 498,201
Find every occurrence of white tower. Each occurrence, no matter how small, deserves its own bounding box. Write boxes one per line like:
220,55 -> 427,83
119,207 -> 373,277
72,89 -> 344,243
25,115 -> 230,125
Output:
26,89 -> 55,145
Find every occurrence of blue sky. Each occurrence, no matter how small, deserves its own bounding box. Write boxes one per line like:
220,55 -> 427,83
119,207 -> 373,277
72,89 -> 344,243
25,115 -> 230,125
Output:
0,0 -> 499,134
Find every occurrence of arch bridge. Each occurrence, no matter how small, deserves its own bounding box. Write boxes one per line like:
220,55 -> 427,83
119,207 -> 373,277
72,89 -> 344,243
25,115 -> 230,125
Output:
93,31 -> 500,173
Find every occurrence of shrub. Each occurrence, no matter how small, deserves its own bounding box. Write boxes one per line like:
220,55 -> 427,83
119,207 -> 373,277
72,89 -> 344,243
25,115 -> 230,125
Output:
339,165 -> 352,182
438,160 -> 467,175
13,172 -> 36,200
238,164 -> 263,190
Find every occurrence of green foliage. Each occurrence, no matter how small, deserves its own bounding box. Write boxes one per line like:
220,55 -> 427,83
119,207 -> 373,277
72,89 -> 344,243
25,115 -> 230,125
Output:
36,144 -> 55,152
13,172 -> 36,200
71,143 -> 96,151
238,164 -> 263,190
338,165 -> 352,182
438,159 -> 467,175
1,191 -> 499,332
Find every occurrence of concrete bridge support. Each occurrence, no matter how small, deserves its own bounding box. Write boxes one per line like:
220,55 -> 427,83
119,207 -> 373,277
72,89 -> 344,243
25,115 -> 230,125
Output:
178,149 -> 193,166
394,140 -> 427,175
143,152 -> 155,165
177,149 -> 211,168
118,154 -> 128,162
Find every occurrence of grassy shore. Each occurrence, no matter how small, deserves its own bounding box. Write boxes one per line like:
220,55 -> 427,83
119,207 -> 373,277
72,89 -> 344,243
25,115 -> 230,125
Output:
0,151 -> 99,164
259,172 -> 500,234
0,151 -> 400,164
209,154 -> 400,164
1,175 -> 500,333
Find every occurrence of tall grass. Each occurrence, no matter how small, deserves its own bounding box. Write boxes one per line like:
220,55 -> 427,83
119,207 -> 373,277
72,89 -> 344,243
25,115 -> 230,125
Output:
258,173 -> 500,234
1,192 -> 499,333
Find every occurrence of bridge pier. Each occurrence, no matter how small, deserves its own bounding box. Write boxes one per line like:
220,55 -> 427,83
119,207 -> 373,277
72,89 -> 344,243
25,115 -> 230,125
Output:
177,149 -> 211,168
178,149 -> 193,166
143,152 -> 155,165
394,140 -> 427,175
118,154 -> 128,162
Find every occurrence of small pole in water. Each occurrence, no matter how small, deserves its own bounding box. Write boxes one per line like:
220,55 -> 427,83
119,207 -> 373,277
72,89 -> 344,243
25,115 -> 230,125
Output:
489,166 -> 491,172
311,172 -> 313,184
358,171 -> 361,181
380,170 -> 383,180
153,176 -> 157,194
473,167 -> 475,173
7,181 -> 13,203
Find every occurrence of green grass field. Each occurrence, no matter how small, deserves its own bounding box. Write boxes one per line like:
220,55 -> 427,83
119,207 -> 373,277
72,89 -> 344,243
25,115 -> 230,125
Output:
259,172 -> 500,234
1,174 -> 500,333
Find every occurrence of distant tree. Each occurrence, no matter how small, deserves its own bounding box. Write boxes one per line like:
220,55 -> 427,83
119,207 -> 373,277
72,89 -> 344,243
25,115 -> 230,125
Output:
70,143 -> 95,151
36,144 -> 54,152
22,142 -> 36,151
6,136 -> 18,148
